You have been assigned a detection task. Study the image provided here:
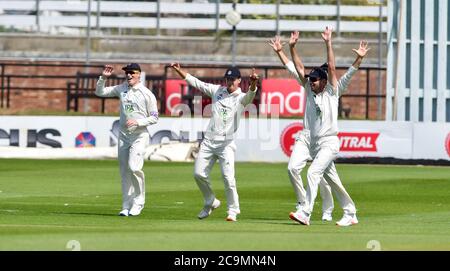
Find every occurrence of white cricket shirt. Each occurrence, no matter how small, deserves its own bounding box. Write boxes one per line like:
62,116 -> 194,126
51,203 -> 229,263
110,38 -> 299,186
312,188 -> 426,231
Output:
96,77 -> 159,135
285,62 -> 357,139
185,74 -> 257,141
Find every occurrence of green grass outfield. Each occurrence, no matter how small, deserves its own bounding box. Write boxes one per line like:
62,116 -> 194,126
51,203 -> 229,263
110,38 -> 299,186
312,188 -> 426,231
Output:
0,159 -> 449,251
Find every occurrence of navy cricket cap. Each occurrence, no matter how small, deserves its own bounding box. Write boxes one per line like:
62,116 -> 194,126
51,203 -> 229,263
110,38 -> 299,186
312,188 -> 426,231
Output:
122,63 -> 141,72
319,62 -> 328,72
224,67 -> 241,79
305,66 -> 328,80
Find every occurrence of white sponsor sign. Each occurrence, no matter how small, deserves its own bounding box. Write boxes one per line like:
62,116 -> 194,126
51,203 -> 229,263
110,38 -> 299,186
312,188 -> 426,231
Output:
1,116 -> 449,161
412,123 -> 450,160
0,116 -> 115,148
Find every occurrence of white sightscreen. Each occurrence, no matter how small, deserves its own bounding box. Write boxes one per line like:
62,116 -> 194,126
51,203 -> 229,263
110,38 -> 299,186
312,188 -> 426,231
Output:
387,0 -> 449,122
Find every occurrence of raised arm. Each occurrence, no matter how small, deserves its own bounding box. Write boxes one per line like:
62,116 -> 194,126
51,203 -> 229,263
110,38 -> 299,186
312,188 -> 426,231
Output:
269,35 -> 302,80
170,62 -> 187,79
289,31 -> 307,86
351,40 -> 370,69
337,40 -> 370,96
321,26 -> 338,90
268,35 -> 290,65
240,68 -> 259,106
95,65 -> 121,97
170,62 -> 217,97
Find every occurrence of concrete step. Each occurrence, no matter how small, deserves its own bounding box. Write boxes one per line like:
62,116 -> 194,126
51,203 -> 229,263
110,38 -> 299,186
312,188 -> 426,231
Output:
0,34 -> 386,66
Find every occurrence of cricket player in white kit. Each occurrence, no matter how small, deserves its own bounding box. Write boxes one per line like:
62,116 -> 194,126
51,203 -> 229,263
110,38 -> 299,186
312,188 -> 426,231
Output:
96,63 -> 159,217
170,63 -> 259,222
287,27 -> 370,226
269,34 -> 335,222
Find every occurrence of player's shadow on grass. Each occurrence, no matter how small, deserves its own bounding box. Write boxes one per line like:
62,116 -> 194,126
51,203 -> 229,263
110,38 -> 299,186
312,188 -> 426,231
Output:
51,211 -> 119,217
247,218 -> 331,226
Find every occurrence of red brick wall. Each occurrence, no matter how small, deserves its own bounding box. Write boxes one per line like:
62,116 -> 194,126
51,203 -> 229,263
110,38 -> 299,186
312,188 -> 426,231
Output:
0,60 -> 386,119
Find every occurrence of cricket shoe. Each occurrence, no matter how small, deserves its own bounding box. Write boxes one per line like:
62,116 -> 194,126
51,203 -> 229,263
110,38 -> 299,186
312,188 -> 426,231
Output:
322,213 -> 333,222
336,214 -> 358,227
289,211 -> 310,226
198,198 -> 221,219
118,209 -> 129,217
295,202 -> 305,212
129,204 -> 144,216
226,213 -> 238,222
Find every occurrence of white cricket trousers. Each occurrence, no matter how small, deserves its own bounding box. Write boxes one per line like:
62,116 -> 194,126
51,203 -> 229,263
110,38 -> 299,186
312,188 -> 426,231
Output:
288,132 -> 334,214
194,138 -> 240,216
303,135 -> 356,216
118,132 -> 149,210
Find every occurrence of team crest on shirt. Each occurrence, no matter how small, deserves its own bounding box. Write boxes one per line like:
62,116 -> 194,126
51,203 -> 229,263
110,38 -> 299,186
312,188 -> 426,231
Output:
315,105 -> 322,118
219,108 -> 229,121
216,93 -> 224,101
124,103 -> 134,114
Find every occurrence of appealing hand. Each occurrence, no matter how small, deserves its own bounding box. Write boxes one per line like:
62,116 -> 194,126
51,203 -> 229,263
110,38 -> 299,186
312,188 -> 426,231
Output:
268,35 -> 284,52
102,65 -> 114,77
290,31 -> 299,47
321,26 -> 333,43
170,62 -> 181,70
352,40 -> 371,58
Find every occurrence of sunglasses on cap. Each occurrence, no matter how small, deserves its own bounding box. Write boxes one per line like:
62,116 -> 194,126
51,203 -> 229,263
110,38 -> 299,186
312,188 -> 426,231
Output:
309,77 -> 319,83
125,70 -> 139,75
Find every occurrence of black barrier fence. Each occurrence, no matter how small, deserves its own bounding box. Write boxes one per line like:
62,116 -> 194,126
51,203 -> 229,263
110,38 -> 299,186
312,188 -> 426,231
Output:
0,62 -> 386,120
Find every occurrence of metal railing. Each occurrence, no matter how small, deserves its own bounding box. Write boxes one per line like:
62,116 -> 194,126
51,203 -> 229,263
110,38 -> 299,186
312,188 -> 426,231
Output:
0,62 -> 101,109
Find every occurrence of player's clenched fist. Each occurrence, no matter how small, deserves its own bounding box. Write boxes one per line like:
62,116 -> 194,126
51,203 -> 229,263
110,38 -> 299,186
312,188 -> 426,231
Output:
249,68 -> 259,92
249,68 -> 259,82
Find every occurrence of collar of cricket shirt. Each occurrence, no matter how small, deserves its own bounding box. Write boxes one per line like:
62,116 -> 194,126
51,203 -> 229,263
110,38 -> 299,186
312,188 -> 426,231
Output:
128,82 -> 143,90
229,87 -> 242,96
